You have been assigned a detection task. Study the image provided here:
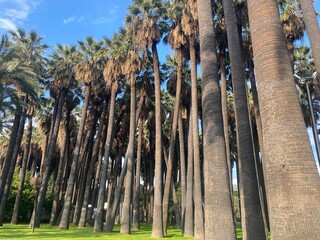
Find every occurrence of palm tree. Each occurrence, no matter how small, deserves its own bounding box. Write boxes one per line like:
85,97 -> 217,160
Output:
11,103 -> 35,224
50,89 -> 79,226
222,0 -> 266,238
161,0 -> 187,233
33,44 -> 77,228
94,33 -> 123,232
247,0 -> 320,238
120,42 -> 142,234
196,0 -> 236,239
298,0 -> 320,87
0,29 -> 46,226
279,0 -> 305,65
126,0 -> 166,237
59,37 -> 103,229
0,32 -> 41,204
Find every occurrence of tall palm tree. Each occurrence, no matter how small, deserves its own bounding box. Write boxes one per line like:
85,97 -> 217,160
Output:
182,1 -> 205,238
120,42 -> 142,234
50,89 -> 79,226
0,29 -> 46,226
33,44 -> 77,228
0,32 -> 42,204
94,33 -> 123,232
59,37 -> 103,229
298,0 -> 320,86
222,0 -> 266,238
126,0 -> 166,237
11,103 -> 35,224
247,0 -> 320,238
196,0 -> 236,239
161,0 -> 187,233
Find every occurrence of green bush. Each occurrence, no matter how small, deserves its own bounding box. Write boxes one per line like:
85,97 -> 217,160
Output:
4,168 -> 53,223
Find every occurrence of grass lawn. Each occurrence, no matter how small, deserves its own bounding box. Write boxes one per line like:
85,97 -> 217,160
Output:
0,223 -> 245,239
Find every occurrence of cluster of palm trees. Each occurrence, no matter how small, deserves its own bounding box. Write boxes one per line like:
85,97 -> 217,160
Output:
0,0 -> 320,239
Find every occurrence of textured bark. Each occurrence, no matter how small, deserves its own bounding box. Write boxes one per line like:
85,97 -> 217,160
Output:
78,103 -> 107,228
132,117 -> 143,230
220,53 -> 231,183
0,107 -> 26,225
299,0 -> 320,86
190,35 -> 204,240
11,115 -> 33,224
94,83 -> 117,232
162,49 -> 182,234
184,113 -> 194,237
151,42 -> 164,238
59,84 -> 91,229
88,114 -> 108,226
33,89 -> 66,228
249,68 -> 270,232
247,1 -> 320,239
197,0 -> 236,238
222,0 -> 266,238
178,111 -> 186,233
73,111 -> 97,226
105,101 -> 144,232
120,73 -> 136,234
105,157 -> 126,232
50,110 -> 70,225
39,134 -> 49,178
0,110 -> 21,202
171,180 -> 181,229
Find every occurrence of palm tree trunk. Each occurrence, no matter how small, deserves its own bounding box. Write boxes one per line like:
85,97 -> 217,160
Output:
11,115 -> 33,224
190,35 -> 204,240
247,0 -> 320,238
50,109 -> 70,225
73,112 -> 97,226
151,41 -> 164,238
78,102 -> 107,228
220,52 -> 232,184
33,89 -> 67,228
171,180 -> 181,229
162,49 -> 182,234
197,0 -> 236,238
248,66 -> 270,232
94,82 -> 117,232
299,0 -> 320,87
178,111 -> 186,233
39,133 -> 49,177
184,112 -> 194,237
88,114 -> 108,227
120,73 -> 137,234
0,107 -> 26,225
59,84 -> 91,229
132,117 -> 143,230
0,108 -> 21,202
222,0 -> 266,238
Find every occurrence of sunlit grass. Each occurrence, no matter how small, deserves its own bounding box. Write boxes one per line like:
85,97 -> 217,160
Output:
0,223 -> 265,239
0,224 -> 191,240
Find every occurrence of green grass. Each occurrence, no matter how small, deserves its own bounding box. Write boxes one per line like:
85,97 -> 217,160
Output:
0,224 -> 193,240
0,223 -> 246,239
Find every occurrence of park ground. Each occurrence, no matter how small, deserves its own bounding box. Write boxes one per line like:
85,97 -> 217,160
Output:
0,224 -> 246,239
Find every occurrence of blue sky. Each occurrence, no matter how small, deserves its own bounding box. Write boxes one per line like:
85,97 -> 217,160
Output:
0,0 -> 319,56
0,0 -> 132,51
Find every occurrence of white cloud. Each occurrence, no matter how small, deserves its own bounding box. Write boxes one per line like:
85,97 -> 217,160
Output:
91,17 -> 114,25
63,16 -> 84,25
0,18 -> 17,31
0,0 -> 41,30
